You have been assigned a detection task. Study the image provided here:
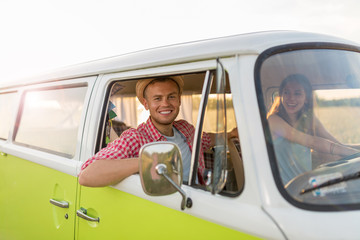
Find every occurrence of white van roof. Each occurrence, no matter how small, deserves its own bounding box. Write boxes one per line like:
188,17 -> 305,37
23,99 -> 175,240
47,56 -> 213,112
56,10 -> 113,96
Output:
1,31 -> 356,89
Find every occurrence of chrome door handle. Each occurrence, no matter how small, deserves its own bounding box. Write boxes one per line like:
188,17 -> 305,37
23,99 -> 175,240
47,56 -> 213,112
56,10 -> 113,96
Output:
50,199 -> 69,208
77,208 -> 100,222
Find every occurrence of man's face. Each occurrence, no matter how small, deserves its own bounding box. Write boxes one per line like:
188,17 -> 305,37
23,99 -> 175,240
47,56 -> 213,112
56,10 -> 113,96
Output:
143,80 -> 181,128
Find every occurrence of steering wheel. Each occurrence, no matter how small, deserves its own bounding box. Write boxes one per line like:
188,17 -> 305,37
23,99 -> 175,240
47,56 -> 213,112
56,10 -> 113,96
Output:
317,151 -> 360,169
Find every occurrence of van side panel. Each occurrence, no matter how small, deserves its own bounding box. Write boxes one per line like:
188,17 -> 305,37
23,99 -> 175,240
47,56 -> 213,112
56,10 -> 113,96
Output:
77,186 -> 261,239
0,154 -> 77,240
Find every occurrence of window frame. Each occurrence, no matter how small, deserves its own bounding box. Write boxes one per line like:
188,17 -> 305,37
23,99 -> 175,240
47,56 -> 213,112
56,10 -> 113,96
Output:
94,62 -> 244,197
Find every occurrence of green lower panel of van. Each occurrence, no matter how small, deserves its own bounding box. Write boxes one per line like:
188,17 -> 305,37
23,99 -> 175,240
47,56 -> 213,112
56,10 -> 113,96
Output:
77,186 -> 261,240
0,154 -> 78,240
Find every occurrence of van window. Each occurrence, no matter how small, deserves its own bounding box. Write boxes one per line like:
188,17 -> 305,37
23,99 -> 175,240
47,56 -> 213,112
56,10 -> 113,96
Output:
0,91 -> 17,140
191,71 -> 243,195
257,46 -> 360,209
200,93 -> 243,194
14,85 -> 87,158
99,71 -> 243,196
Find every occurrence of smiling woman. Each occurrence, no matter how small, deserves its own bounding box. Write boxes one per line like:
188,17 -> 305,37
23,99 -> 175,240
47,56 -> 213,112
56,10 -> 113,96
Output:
266,73 -> 360,185
267,74 -> 316,184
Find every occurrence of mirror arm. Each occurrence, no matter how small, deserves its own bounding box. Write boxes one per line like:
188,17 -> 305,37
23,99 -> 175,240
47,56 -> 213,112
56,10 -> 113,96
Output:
156,164 -> 192,210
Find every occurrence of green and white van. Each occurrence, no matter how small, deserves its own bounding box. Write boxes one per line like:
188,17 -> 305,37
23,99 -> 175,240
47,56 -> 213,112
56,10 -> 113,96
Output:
1,31 -> 360,239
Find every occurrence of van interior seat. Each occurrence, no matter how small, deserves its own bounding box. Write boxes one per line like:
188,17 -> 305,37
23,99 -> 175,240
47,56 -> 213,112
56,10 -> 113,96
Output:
228,138 -> 245,192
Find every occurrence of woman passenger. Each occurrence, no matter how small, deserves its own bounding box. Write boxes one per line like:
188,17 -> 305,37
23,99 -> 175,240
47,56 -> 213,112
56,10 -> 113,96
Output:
267,74 -> 359,185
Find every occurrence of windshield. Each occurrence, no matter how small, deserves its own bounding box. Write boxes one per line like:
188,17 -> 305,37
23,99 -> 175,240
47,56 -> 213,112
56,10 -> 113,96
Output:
257,45 -> 360,209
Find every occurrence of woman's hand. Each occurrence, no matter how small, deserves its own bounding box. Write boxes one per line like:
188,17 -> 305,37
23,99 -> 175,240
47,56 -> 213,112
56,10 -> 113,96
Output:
331,143 -> 360,156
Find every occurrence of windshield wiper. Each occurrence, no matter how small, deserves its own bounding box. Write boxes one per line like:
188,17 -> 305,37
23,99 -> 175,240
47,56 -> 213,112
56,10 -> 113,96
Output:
300,171 -> 360,195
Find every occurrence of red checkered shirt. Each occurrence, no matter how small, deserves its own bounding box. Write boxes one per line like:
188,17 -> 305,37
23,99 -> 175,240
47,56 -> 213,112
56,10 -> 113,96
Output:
81,117 -> 211,181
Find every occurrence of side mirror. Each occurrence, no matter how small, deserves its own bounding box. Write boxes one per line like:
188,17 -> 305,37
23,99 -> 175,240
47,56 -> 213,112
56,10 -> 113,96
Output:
139,142 -> 192,210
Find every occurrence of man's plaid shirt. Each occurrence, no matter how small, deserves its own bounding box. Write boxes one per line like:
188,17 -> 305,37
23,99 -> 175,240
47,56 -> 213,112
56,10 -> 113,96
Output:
81,117 -> 212,180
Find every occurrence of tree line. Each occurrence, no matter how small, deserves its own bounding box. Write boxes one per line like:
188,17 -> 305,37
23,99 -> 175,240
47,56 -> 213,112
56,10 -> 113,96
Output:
316,96 -> 360,107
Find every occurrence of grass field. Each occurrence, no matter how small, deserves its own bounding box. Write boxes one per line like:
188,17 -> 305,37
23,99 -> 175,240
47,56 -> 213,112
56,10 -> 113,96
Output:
315,106 -> 360,144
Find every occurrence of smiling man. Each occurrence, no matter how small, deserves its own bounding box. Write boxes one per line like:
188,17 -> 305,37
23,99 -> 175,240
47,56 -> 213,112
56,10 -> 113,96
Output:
78,77 -> 218,187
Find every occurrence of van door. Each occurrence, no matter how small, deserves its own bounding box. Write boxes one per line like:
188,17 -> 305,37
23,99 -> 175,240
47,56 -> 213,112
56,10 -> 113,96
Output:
0,77 -> 95,240
77,59 -> 283,239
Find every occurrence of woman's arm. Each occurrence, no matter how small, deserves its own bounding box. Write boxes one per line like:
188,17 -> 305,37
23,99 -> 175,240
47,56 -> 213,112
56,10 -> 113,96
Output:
314,116 -> 360,150
314,117 -> 340,143
268,114 -> 358,156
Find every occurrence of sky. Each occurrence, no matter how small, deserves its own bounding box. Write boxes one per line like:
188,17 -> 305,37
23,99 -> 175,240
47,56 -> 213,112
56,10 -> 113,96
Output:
1,0 -> 360,83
